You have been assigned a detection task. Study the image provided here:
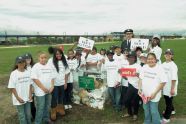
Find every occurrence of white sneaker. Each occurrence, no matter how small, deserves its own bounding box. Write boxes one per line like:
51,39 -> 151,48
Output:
64,105 -> 69,110
171,110 -> 176,115
68,105 -> 72,109
161,118 -> 170,124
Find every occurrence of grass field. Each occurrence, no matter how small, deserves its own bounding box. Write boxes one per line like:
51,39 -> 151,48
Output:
0,39 -> 186,124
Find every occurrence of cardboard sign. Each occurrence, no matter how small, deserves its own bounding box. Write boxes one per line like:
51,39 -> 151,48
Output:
120,68 -> 136,77
79,76 -> 95,90
78,37 -> 95,50
130,38 -> 149,50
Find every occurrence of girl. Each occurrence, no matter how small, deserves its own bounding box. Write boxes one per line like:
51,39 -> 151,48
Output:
162,49 -> 178,123
113,46 -> 125,64
103,50 -> 121,112
86,46 -> 101,71
122,51 -> 141,121
8,56 -> 32,124
139,53 -> 147,67
135,47 -> 143,64
24,53 -> 36,121
138,53 -> 167,124
149,35 -> 162,64
31,51 -> 54,124
73,51 -> 86,91
47,48 -> 70,121
65,49 -> 77,109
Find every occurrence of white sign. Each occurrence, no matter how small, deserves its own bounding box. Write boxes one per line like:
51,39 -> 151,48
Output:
78,37 -> 95,50
130,38 -> 149,50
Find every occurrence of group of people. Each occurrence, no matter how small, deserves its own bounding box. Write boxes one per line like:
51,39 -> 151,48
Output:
8,29 -> 178,124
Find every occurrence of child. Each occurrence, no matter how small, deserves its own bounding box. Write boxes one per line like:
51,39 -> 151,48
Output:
139,53 -> 147,67
47,48 -> 70,121
31,51 -> 54,124
119,53 -> 129,109
113,46 -> 125,64
65,49 -> 77,109
149,35 -> 162,64
8,56 -> 32,124
103,50 -> 121,112
122,51 -> 141,121
135,47 -> 143,64
161,49 -> 178,123
24,53 -> 36,121
138,53 -> 167,124
73,51 -> 86,91
86,46 -> 101,71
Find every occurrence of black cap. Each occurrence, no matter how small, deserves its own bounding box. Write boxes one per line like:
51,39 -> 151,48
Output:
106,50 -> 114,55
24,53 -> 32,59
124,29 -> 133,34
165,49 -> 174,55
127,51 -> 136,57
15,56 -> 25,64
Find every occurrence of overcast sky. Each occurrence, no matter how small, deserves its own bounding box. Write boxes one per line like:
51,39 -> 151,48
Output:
0,0 -> 186,34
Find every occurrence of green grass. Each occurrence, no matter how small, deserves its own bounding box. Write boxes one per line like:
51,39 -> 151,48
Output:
0,39 -> 186,123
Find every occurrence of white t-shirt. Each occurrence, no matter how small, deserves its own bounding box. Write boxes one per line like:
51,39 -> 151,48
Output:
67,58 -> 78,83
103,60 -> 121,87
150,46 -> 162,64
8,69 -> 32,105
139,64 -> 167,102
86,53 -> 102,71
162,61 -> 178,97
31,63 -> 55,96
125,63 -> 141,89
47,60 -> 70,86
120,59 -> 129,87
113,53 -> 125,64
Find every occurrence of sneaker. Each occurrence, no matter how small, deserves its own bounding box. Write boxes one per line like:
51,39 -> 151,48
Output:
171,110 -> 176,115
64,105 -> 68,110
121,113 -> 131,118
162,110 -> 176,115
132,115 -> 138,121
68,105 -> 72,109
161,118 -> 170,124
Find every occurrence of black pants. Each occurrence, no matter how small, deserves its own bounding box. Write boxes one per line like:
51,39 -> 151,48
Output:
125,84 -> 140,115
64,83 -> 73,105
120,86 -> 128,106
163,95 -> 175,119
31,95 -> 36,119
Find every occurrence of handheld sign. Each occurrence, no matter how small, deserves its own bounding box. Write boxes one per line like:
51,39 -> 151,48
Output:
79,76 -> 95,90
120,68 -> 136,77
130,38 -> 149,50
78,37 -> 95,50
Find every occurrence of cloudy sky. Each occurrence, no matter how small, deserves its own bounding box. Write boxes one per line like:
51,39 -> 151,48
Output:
0,0 -> 186,34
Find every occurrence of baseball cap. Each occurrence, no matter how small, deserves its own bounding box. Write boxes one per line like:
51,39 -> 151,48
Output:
140,53 -> 147,58
106,50 -> 114,55
124,29 -> 133,34
152,34 -> 161,40
165,49 -> 174,55
24,53 -> 32,59
127,51 -> 136,57
15,56 -> 25,64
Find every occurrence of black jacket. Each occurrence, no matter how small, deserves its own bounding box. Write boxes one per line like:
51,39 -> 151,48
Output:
121,40 -> 131,52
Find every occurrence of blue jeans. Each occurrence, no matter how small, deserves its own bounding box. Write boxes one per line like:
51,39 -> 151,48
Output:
143,101 -> 161,124
51,85 -> 65,108
108,87 -> 121,110
16,102 -> 31,124
35,94 -> 51,124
